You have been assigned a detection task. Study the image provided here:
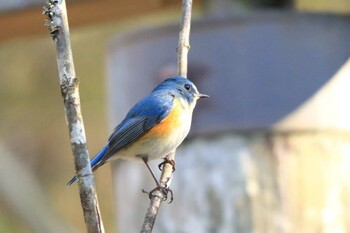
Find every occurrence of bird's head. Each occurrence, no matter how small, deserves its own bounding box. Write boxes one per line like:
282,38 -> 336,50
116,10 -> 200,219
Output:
154,76 -> 209,108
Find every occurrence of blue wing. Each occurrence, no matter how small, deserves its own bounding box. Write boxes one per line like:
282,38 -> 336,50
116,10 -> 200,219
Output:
104,92 -> 174,162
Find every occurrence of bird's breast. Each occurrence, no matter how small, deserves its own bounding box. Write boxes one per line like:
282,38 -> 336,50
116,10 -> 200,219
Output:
132,98 -> 192,160
115,98 -> 193,162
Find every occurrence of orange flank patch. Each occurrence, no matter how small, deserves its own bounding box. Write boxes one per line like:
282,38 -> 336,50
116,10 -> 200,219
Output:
140,99 -> 183,140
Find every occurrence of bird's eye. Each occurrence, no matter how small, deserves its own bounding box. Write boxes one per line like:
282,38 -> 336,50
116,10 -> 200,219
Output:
184,84 -> 191,91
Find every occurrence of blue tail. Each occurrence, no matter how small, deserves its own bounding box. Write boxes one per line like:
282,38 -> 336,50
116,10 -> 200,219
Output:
66,145 -> 109,186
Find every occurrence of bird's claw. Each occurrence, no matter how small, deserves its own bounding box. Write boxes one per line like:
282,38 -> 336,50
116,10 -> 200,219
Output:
142,185 -> 174,203
158,158 -> 176,172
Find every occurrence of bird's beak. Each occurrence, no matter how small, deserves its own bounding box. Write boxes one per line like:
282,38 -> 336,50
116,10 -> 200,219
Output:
198,93 -> 209,98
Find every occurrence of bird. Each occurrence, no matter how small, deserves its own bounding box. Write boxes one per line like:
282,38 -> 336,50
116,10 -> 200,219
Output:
67,76 -> 208,199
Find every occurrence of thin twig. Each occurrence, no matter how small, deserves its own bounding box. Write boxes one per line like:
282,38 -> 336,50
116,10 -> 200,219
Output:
43,1 -> 105,233
140,1 -> 193,232
177,0 -> 193,78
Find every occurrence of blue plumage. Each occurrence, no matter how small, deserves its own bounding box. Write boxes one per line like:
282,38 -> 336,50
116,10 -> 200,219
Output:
67,76 -> 208,186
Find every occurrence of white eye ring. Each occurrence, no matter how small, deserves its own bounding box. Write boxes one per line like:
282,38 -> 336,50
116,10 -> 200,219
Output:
184,84 -> 191,91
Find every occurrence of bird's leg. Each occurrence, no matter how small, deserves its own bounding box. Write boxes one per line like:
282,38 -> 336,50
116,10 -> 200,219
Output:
158,158 -> 176,172
141,157 -> 161,187
141,157 -> 173,203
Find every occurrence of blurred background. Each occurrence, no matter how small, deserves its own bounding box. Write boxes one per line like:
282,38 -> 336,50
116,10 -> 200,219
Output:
0,0 -> 350,233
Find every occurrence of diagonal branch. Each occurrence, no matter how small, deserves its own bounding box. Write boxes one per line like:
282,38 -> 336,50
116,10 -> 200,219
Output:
43,1 -> 105,233
140,1 -> 193,232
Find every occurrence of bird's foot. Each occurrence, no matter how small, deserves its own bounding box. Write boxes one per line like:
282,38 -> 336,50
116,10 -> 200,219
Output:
158,158 -> 176,172
142,184 -> 174,203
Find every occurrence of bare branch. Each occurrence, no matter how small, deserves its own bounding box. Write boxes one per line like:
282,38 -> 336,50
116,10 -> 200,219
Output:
140,152 -> 175,233
140,0 -> 193,232
177,0 -> 193,78
43,1 -> 105,232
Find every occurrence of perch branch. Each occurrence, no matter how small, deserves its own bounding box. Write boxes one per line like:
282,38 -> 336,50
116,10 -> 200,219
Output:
43,1 -> 105,232
140,0 -> 193,232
